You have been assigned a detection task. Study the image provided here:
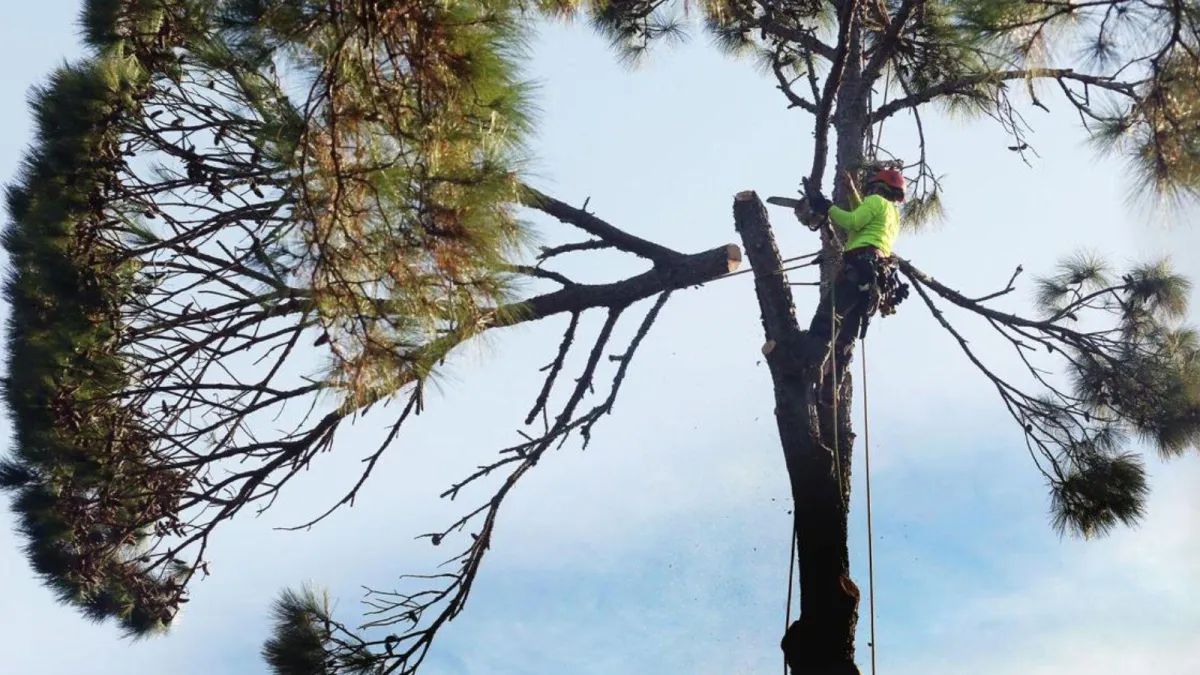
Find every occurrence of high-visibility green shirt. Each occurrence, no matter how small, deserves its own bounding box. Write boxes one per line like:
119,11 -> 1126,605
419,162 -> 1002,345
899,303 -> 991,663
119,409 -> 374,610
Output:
828,193 -> 900,257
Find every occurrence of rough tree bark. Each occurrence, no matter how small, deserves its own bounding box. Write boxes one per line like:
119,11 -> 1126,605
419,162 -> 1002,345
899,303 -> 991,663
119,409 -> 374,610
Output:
734,192 -> 861,675
732,17 -> 878,668
496,244 -> 743,325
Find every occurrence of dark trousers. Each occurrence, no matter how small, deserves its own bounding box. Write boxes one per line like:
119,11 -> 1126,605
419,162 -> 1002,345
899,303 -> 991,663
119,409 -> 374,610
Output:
807,249 -> 879,365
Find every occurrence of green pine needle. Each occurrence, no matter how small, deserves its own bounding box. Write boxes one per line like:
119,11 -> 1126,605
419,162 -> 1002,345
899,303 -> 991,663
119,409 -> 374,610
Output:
1051,450 -> 1149,539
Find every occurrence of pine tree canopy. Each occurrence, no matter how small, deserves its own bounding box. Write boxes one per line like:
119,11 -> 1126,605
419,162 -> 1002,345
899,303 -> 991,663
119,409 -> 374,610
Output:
1,0 -> 1197,671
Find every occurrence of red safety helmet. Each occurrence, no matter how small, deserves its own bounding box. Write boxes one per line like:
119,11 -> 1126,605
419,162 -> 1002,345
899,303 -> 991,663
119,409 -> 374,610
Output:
868,169 -> 906,199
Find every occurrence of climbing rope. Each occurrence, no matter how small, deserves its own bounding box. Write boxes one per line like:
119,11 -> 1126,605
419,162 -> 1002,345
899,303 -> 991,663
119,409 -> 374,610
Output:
719,251 -> 822,282
782,262 -> 851,675
851,61 -> 891,675
783,530 -> 796,675
830,281 -> 846,510
779,240 -> 882,675
870,65 -> 892,155
861,66 -> 895,675
861,338 -> 877,675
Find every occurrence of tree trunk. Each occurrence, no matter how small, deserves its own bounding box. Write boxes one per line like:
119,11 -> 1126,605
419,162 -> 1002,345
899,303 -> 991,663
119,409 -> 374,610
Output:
733,193 -> 860,675
733,9 -> 878,670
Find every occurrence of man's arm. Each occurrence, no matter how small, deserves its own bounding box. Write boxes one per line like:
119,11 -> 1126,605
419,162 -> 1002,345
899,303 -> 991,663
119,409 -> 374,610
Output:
844,171 -> 862,209
828,195 -> 882,233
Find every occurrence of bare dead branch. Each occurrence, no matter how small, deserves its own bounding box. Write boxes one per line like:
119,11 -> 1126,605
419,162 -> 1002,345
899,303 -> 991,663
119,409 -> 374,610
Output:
493,244 -> 742,327
772,47 -> 820,113
536,239 -> 612,262
520,186 -> 680,264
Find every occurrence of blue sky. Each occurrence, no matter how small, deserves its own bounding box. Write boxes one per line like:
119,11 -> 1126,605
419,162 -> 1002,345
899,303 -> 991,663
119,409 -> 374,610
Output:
1,2 -> 1198,674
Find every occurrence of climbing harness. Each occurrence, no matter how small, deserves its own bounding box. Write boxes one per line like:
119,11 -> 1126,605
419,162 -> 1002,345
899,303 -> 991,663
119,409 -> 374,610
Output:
852,253 -> 910,340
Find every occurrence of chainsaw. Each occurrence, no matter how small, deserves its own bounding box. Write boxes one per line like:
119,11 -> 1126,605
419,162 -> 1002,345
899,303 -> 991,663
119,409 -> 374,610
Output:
765,195 -> 822,231
768,175 -> 836,232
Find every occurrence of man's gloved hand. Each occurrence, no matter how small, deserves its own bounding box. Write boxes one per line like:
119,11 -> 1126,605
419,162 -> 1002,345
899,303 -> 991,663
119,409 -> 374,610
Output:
806,191 -> 832,216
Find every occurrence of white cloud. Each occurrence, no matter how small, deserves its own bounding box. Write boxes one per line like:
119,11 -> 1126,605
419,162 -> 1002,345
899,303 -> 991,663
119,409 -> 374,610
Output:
885,456 -> 1200,675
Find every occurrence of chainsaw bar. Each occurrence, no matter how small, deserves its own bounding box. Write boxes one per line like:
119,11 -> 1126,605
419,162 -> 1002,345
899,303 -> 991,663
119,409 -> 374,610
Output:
765,196 -> 803,208
767,195 -> 822,231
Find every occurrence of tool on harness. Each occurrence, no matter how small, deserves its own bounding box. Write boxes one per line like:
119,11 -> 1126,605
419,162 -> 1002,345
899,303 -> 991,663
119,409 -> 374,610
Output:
840,250 -> 909,340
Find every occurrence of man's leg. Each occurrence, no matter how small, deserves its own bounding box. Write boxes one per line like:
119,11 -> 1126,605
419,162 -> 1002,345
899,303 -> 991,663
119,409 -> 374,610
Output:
836,290 -> 868,359
847,256 -> 879,340
805,286 -> 838,368
806,275 -> 861,374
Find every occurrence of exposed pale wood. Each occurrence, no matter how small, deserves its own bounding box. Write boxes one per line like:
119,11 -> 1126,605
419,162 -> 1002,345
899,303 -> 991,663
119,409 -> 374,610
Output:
727,244 -> 744,272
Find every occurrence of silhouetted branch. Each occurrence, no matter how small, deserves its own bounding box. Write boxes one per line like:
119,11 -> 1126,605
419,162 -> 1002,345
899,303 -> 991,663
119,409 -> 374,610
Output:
772,46 -> 819,113
536,239 -> 612,262
347,289 -> 677,674
520,186 -> 679,264
870,69 -> 1138,124
970,265 -> 1024,303
900,256 -> 1195,536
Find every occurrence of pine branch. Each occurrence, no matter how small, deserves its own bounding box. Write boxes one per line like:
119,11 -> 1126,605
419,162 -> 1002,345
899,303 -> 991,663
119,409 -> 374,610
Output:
520,185 -> 680,264
899,255 -> 1198,537
870,68 -> 1138,123
757,17 -> 836,61
772,49 -> 819,114
898,258 -> 1087,339
863,0 -> 922,77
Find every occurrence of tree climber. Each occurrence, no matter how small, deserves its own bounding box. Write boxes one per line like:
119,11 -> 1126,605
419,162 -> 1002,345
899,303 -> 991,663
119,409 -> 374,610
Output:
800,168 -> 908,368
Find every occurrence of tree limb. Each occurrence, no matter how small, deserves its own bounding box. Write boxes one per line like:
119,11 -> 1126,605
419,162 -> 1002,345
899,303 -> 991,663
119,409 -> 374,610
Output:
509,265 -> 576,287
758,18 -> 836,61
491,244 -> 742,328
732,191 -> 802,346
870,69 -> 1139,123
863,0 -> 922,77
772,51 -> 819,114
536,239 -> 612,262
520,185 -> 680,265
808,0 -> 863,189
